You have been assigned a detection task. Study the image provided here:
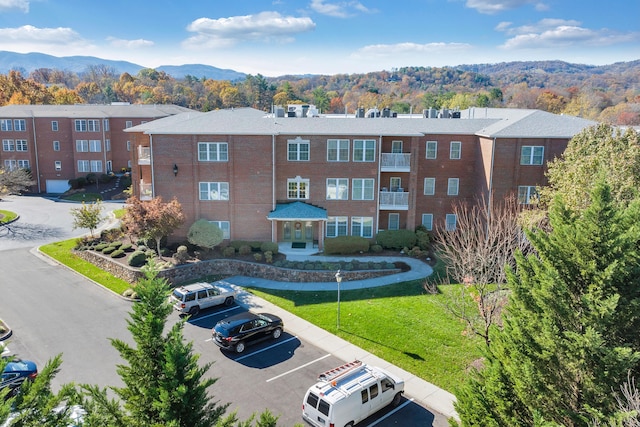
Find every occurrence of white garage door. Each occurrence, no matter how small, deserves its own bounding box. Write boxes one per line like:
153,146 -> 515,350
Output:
46,180 -> 70,194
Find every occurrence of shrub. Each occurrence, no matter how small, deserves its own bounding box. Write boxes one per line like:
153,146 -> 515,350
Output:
110,249 -> 125,258
238,245 -> 252,256
408,246 -> 424,258
273,260 -> 283,267
264,251 -> 273,263
98,173 -> 112,184
376,229 -> 417,250
68,178 -> 80,189
415,225 -> 431,250
94,243 -> 108,251
253,253 -> 263,262
122,288 -> 135,298
76,176 -> 87,188
173,245 -> 190,265
85,173 -> 97,184
144,249 -> 156,258
370,244 -> 383,253
385,262 -> 396,269
324,236 -> 370,255
128,250 -> 147,267
187,219 -> 224,251
260,241 -> 279,254
304,263 -> 315,270
109,241 -> 123,249
222,246 -> 236,257
120,243 -> 133,252
102,246 -> 116,255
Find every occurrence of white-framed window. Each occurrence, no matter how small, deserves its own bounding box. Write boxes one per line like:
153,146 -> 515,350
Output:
446,214 -> 457,231
518,186 -> 538,204
51,121 -> 58,131
390,177 -> 401,192
327,139 -> 349,162
74,119 -> 87,132
388,213 -> 400,230
424,177 -> 435,195
3,160 -> 16,170
15,140 -> 27,151
353,139 -> 375,162
54,161 -> 62,171
288,138 -> 310,161
351,216 -> 373,238
352,178 -> 374,200
209,220 -> 230,239
326,216 -> 348,237
125,121 -> 133,129
426,141 -> 437,159
0,120 -> 12,131
76,140 -> 89,152
199,182 -> 230,200
106,161 -> 112,173
87,120 -> 100,132
103,119 -> 109,131
326,178 -> 348,200
78,160 -> 90,173
89,140 -> 101,152
391,140 -> 403,153
105,139 -> 111,152
2,139 -> 14,151
447,178 -> 459,196
422,214 -> 433,231
90,160 -> 102,172
126,141 -> 131,151
287,176 -> 309,199
17,160 -> 29,169
198,142 -> 228,162
450,141 -> 461,159
53,141 -> 60,151
13,119 -> 25,131
521,146 -> 544,165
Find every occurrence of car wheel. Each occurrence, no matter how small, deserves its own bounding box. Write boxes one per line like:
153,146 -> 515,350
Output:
224,297 -> 234,306
391,392 -> 402,407
345,422 -> 354,427
272,327 -> 282,339
235,342 -> 246,353
189,306 -> 200,316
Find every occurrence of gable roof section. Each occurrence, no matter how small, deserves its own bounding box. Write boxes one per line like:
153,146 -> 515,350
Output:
267,202 -> 328,221
0,104 -> 193,118
476,110 -> 597,138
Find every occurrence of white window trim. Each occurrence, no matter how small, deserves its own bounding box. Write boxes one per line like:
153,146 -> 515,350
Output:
353,139 -> 376,162
199,182 -> 230,201
209,220 -> 230,239
326,216 -> 348,237
287,138 -> 310,161
450,141 -> 461,159
326,178 -> 349,200
518,185 -> 538,204
351,216 -> 374,238
424,177 -> 435,196
352,178 -> 375,200
446,214 -> 457,231
426,141 -> 437,159
521,146 -> 544,165
447,178 -> 459,196
198,142 -> 229,162
327,139 -> 349,162
422,214 -> 433,231
287,176 -> 310,199
388,213 -> 400,230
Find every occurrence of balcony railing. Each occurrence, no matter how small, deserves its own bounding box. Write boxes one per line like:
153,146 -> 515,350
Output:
380,153 -> 411,172
379,190 -> 409,210
138,146 -> 151,165
140,181 -> 152,200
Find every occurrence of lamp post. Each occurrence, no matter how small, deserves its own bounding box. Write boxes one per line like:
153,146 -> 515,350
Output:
335,270 -> 342,329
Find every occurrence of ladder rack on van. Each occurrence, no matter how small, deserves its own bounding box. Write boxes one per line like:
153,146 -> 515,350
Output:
317,360 -> 363,384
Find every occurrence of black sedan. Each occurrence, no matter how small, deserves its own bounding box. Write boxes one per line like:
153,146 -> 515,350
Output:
212,312 -> 283,353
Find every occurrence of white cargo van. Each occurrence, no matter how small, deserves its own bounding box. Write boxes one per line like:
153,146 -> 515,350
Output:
302,360 -> 404,427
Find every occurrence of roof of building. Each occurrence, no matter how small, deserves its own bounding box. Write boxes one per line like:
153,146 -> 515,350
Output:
0,103 -> 193,118
126,106 -> 597,139
267,202 -> 328,220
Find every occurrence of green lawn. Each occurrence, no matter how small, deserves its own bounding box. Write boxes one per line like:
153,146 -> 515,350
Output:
60,193 -> 103,202
0,209 -> 18,223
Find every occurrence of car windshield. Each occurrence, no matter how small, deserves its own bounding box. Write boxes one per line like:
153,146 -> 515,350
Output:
171,290 -> 184,300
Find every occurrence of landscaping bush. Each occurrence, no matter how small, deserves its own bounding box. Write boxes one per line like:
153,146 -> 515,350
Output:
94,243 -> 108,251
324,236 -> 370,255
370,244 -> 383,253
68,178 -> 81,189
187,219 -> 224,251
102,246 -> 116,255
109,241 -> 122,249
110,249 -> 125,258
173,245 -> 190,265
253,253 -> 263,262
222,246 -> 236,257
238,244 -> 252,255
260,241 -> 279,254
128,250 -> 147,267
98,173 -> 112,184
76,176 -> 87,188
85,173 -> 97,184
415,225 -> 431,250
264,251 -> 273,263
376,229 -> 417,250
120,243 -> 133,252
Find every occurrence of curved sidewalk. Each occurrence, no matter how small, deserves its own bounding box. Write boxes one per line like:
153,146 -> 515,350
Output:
227,255 -> 459,423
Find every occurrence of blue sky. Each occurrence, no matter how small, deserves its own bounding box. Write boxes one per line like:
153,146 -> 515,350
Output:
0,0 -> 638,76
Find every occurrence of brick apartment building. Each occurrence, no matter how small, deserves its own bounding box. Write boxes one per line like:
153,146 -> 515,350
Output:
0,104 -> 191,193
125,106 -> 596,249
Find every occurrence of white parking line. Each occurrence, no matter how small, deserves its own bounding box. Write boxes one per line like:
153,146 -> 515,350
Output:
234,336 -> 299,362
365,398 -> 414,427
191,305 -> 241,322
266,354 -> 332,383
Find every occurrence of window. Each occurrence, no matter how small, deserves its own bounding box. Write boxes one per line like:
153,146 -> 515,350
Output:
369,384 -> 379,399
125,121 -> 133,129
426,141 -> 437,159
391,140 -> 403,153
422,214 -> 433,231
3,160 -> 16,170
54,161 -> 62,171
521,146 -> 544,165
87,119 -> 100,132
446,214 -> 457,231
327,139 -> 349,161
388,213 -> 400,230
518,186 -> 538,204
51,121 -> 58,131
13,120 -> 25,131
106,160 -> 112,173
450,141 -> 461,159
0,119 -> 12,131
199,182 -> 230,200
90,160 -> 103,172
352,178 -> 374,200
288,139 -> 309,161
198,142 -> 228,161
2,139 -> 14,151
326,216 -> 348,237
361,390 -> 369,404
74,120 -> 87,132
76,140 -> 89,152
317,400 -> 330,417
390,177 -> 401,191
353,139 -> 375,162
17,160 -> 29,169
89,140 -> 101,152
15,140 -> 27,151
351,217 -> 373,238
126,141 -> 131,151
326,178 -> 348,200
105,139 -> 111,152
447,178 -> 459,196
103,119 -> 109,131
53,141 -> 60,151
78,160 -> 90,172
209,221 -> 230,239
287,177 -> 309,199
381,378 -> 394,392
424,178 -> 435,195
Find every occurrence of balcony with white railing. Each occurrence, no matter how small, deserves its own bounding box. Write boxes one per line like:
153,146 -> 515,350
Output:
138,146 -> 151,165
140,181 -> 152,200
379,190 -> 409,210
380,153 -> 411,172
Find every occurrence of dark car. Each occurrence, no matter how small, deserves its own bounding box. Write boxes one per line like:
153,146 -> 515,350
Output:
1,358 -> 38,396
212,312 -> 283,353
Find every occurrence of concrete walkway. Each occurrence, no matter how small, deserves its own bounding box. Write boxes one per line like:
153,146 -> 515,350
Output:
226,252 -> 459,422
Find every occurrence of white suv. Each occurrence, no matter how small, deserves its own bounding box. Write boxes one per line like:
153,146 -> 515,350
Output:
170,281 -> 236,316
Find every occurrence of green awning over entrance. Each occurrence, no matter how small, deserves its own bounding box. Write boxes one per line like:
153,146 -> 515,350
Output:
267,201 -> 327,220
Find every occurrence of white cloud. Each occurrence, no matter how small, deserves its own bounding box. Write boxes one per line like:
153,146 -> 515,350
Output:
465,0 -> 543,14
0,25 -> 85,45
0,0 -> 29,12
353,42 -> 472,58
107,37 -> 154,49
309,0 -> 373,18
183,11 -> 315,49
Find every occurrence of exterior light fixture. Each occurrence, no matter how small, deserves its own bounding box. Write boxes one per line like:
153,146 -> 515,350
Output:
335,270 -> 342,329
173,164 -> 178,176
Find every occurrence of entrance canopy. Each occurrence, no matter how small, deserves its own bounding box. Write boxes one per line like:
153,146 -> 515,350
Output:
267,201 -> 327,221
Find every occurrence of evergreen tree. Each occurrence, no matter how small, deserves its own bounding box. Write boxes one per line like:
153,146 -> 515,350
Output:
454,181 -> 640,427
